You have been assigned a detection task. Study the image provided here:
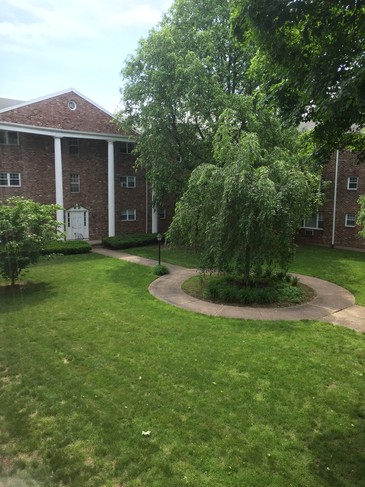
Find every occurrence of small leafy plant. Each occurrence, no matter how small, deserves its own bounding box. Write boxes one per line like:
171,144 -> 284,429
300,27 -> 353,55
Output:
154,264 -> 170,276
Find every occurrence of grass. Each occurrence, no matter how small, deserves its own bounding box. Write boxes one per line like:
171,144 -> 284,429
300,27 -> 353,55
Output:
0,252 -> 364,486
123,244 -> 365,305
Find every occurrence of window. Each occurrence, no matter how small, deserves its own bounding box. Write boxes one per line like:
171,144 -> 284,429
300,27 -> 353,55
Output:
0,130 -> 19,145
347,177 -> 358,190
120,141 -> 136,154
302,213 -> 324,229
159,208 -> 166,219
69,139 -> 79,155
0,172 -> 21,187
70,174 -> 80,193
121,176 -> 136,188
121,209 -> 136,221
68,100 -> 77,110
345,213 -> 356,227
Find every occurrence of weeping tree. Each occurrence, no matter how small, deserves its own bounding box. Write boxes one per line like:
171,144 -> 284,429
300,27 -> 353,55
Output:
167,103 -> 321,283
0,197 -> 63,286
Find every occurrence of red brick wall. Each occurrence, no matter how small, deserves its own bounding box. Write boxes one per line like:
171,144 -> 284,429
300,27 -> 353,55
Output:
0,92 -> 130,136
297,150 -> 365,249
1,133 -> 174,240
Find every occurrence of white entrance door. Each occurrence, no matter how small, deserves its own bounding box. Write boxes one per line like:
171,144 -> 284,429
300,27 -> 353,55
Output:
66,206 -> 89,240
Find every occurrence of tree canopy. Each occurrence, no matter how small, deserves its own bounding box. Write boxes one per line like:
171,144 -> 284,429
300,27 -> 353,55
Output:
0,197 -> 63,286
120,0 -> 254,204
231,0 -> 365,160
167,102 -> 321,279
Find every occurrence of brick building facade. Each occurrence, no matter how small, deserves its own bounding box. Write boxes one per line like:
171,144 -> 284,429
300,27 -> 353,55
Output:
0,89 -> 172,240
297,149 -> 365,250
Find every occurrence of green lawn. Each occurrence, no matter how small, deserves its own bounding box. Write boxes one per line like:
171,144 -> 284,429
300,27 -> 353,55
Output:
124,244 -> 365,305
0,252 -> 364,486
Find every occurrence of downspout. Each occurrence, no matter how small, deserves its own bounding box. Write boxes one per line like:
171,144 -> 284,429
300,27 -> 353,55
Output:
331,150 -> 339,248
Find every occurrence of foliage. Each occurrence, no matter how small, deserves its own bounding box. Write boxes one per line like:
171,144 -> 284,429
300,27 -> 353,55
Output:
120,0 -> 255,204
0,196 -> 63,286
357,195 -> 365,239
0,254 -> 364,486
41,240 -> 92,255
231,0 -> 365,160
153,263 -> 170,276
201,274 -> 306,305
102,233 -> 160,249
167,105 -> 321,282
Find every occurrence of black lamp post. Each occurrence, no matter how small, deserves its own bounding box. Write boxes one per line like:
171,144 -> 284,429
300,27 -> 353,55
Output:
157,233 -> 162,265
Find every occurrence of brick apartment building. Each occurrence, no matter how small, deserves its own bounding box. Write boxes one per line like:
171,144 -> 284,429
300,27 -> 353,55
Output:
0,89 -> 172,241
297,149 -> 365,250
1,89 -> 364,248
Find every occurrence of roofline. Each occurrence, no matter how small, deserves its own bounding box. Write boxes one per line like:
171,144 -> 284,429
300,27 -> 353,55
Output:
0,88 -> 115,118
0,121 -> 135,142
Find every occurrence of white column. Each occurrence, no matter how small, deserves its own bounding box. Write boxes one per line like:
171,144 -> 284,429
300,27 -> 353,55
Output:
108,140 -> 115,237
54,137 -> 64,228
151,189 -> 158,234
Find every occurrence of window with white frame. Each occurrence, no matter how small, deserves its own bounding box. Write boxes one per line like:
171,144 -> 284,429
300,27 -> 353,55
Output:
345,213 -> 356,227
120,141 -> 136,154
70,174 -> 80,193
121,176 -> 136,188
0,172 -> 21,187
302,212 -> 324,229
347,177 -> 358,190
159,208 -> 166,219
0,130 -> 19,145
121,209 -> 136,221
69,139 -> 79,156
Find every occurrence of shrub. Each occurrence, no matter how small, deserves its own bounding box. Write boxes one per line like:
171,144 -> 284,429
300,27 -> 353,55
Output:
154,264 -> 170,276
41,240 -> 92,255
102,233 -> 161,250
203,274 -> 304,305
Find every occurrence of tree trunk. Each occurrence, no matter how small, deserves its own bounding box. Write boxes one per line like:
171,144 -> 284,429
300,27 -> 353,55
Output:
244,245 -> 250,286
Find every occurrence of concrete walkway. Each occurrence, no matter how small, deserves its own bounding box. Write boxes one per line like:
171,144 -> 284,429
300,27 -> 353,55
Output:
92,247 -> 365,332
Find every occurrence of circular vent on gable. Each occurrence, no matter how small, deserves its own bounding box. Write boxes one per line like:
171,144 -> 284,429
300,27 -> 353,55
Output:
68,100 -> 77,110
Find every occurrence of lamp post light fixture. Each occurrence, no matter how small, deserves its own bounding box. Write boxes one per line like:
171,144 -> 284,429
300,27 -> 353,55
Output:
157,233 -> 162,265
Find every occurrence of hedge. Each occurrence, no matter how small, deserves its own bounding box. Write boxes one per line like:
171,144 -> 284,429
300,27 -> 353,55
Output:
41,240 -> 92,255
102,233 -> 161,250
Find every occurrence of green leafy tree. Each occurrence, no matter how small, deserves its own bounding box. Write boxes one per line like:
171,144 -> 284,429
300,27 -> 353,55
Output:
231,0 -> 365,160
0,197 -> 63,286
357,195 -> 365,239
120,0 -> 254,205
167,104 -> 321,282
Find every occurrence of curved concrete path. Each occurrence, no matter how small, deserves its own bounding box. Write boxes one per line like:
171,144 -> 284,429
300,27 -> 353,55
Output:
93,247 -> 365,332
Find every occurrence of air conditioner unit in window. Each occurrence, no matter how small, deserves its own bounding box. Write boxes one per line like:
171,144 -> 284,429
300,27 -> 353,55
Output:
305,229 -> 314,236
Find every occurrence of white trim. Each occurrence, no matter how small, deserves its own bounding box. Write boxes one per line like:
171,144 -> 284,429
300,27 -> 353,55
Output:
108,141 -> 115,237
152,190 -> 158,233
54,137 -> 64,228
332,150 -> 339,246
0,121 -> 133,142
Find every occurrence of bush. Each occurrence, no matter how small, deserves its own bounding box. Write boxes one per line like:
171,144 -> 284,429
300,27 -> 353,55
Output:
203,274 -> 304,305
41,240 -> 92,255
102,233 -> 161,250
154,264 -> 170,276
